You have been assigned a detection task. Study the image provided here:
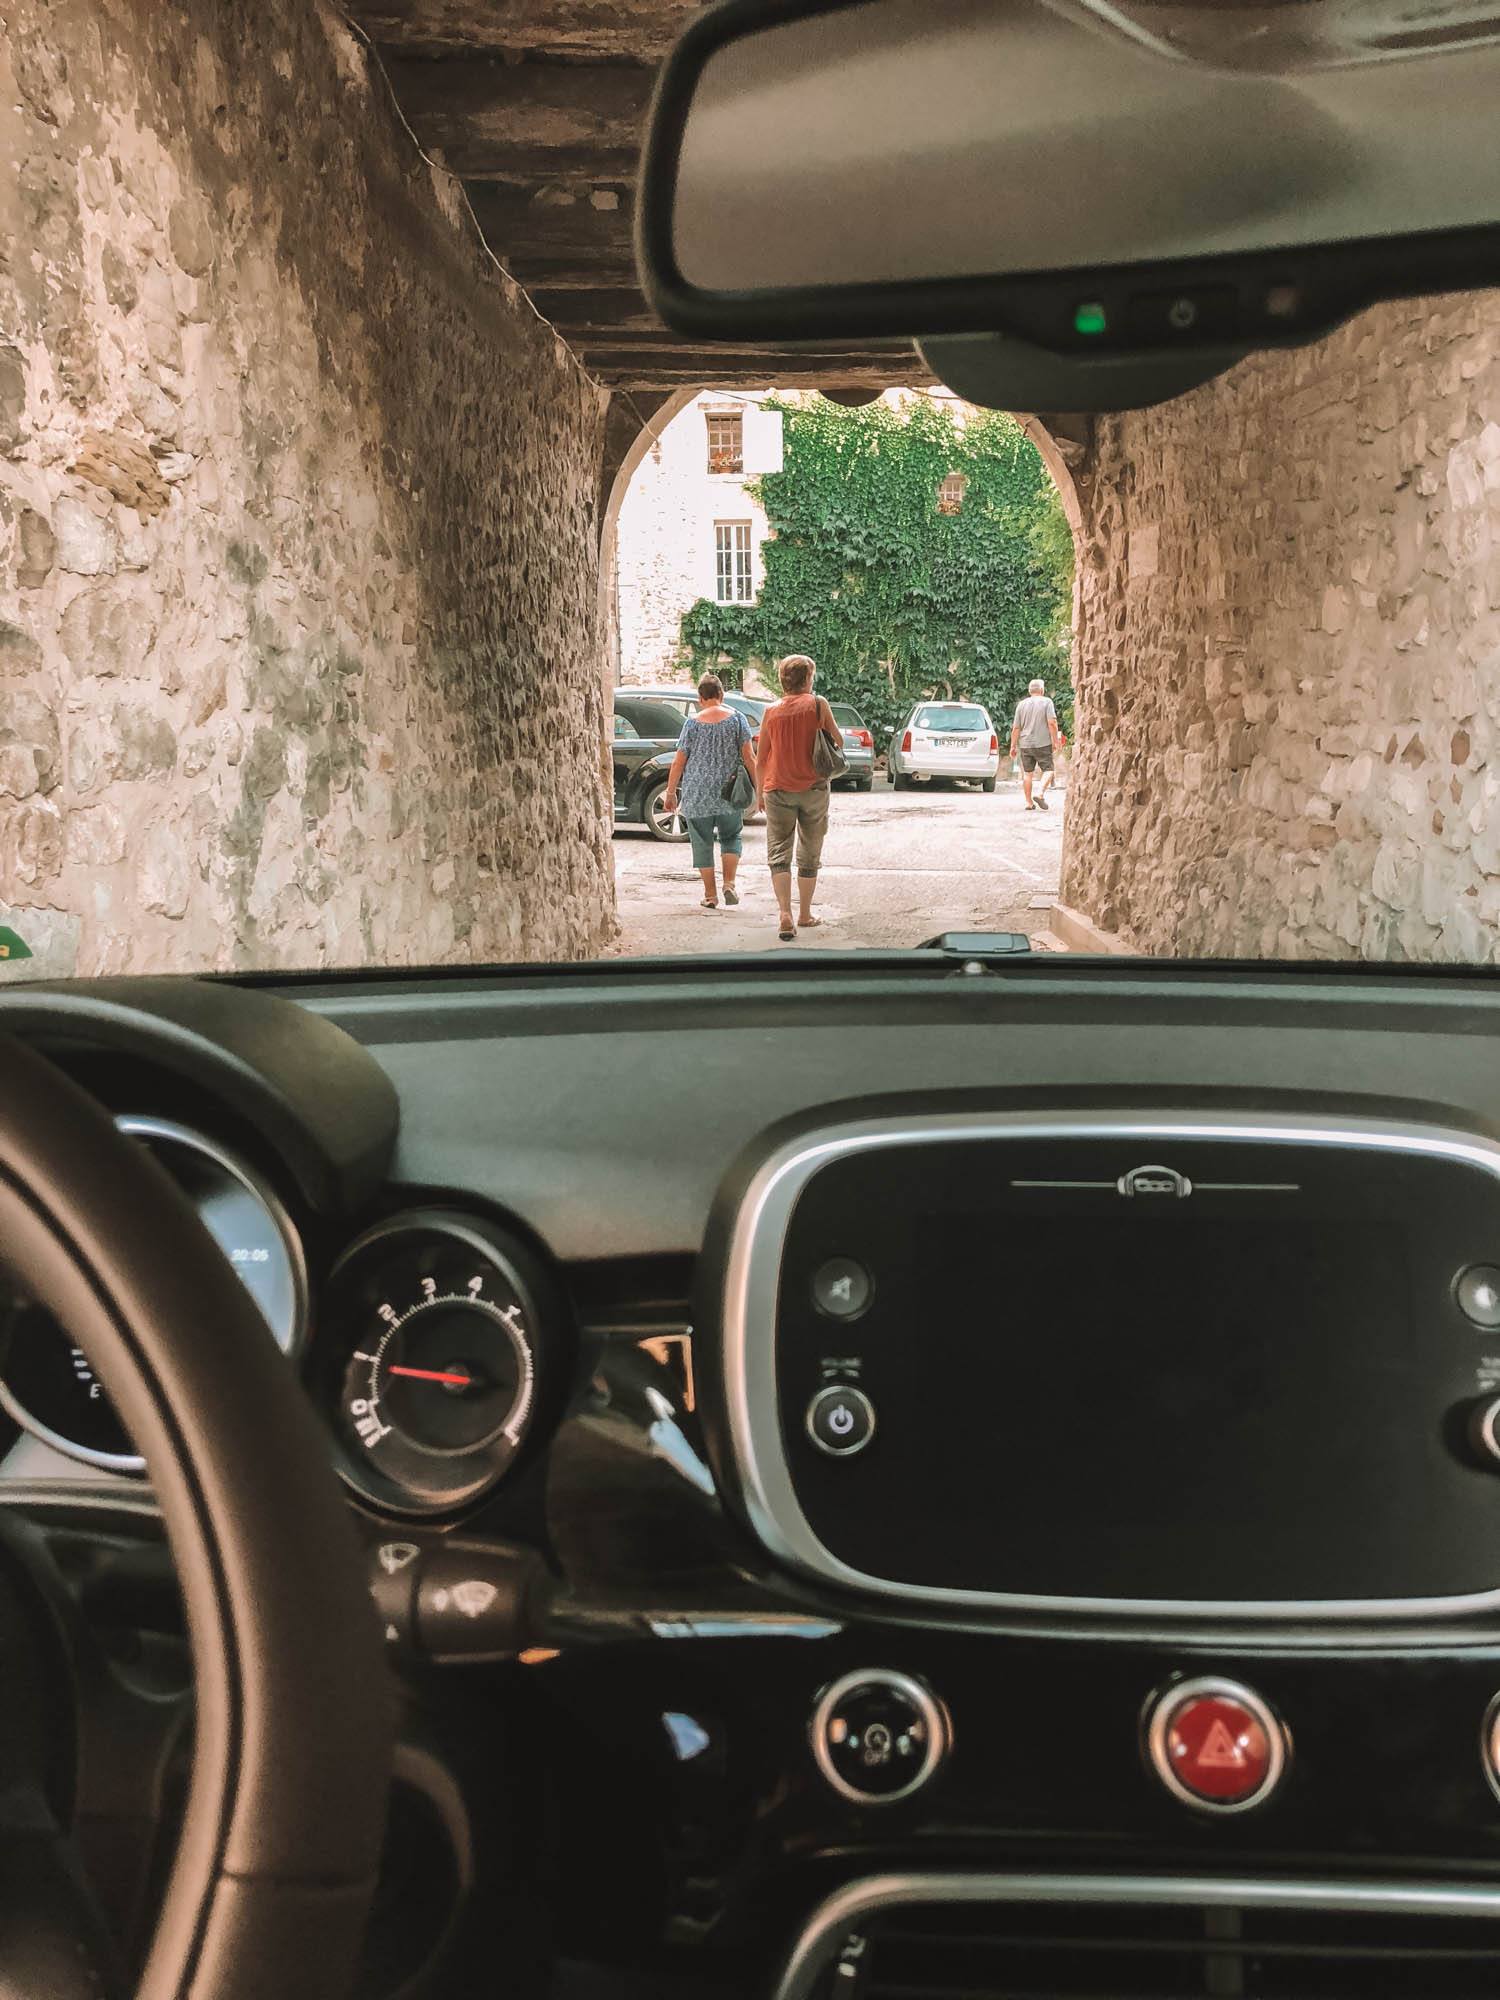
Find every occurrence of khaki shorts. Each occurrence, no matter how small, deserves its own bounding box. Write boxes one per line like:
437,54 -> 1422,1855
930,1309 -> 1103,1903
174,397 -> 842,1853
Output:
1019,744 -> 1054,773
764,784 -> 830,876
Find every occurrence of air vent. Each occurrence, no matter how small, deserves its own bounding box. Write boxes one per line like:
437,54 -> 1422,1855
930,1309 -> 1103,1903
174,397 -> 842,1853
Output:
823,1896 -> 1500,1998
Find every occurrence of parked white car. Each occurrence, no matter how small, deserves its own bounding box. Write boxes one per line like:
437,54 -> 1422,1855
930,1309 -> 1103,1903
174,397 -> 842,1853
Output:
887,701 -> 1000,792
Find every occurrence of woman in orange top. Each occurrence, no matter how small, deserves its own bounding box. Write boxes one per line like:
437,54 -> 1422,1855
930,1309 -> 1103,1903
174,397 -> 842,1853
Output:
756,653 -> 839,941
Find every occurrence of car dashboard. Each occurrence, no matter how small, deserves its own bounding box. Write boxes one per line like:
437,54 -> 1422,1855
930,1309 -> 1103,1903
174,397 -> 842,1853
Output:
6,957 -> 1500,1999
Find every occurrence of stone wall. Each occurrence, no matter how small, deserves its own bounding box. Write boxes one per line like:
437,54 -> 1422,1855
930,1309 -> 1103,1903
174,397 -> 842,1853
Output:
1061,292 -> 1500,962
0,0 -> 614,978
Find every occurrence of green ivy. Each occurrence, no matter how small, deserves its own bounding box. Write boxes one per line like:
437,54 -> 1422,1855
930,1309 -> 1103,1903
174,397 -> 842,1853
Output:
677,396 -> 1074,740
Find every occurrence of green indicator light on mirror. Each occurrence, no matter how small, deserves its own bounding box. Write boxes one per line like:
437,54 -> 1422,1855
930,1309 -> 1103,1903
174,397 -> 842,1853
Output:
1074,302 -> 1108,337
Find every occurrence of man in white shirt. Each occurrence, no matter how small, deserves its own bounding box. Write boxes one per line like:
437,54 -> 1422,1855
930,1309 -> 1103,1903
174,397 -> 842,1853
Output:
1009,678 -> 1066,810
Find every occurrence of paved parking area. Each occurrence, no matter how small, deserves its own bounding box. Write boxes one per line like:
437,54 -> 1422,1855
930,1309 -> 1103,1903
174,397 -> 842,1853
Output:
611,775 -> 1065,954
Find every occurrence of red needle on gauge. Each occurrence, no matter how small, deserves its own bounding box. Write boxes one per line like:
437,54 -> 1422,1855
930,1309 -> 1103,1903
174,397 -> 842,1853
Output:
386,1365 -> 473,1386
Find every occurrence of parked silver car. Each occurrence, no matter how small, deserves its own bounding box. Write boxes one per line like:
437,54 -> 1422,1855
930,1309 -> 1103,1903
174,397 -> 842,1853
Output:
887,701 -> 1000,792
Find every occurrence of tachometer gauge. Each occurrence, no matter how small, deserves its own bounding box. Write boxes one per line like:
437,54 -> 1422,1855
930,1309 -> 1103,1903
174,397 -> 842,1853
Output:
0,1116 -> 306,1472
321,1212 -> 553,1514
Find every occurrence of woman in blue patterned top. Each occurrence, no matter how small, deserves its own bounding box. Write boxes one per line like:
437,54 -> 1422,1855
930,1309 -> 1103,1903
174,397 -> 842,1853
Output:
661,675 -> 759,909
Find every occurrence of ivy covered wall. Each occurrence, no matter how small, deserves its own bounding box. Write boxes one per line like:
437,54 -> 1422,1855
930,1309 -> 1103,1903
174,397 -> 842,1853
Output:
678,395 -> 1074,737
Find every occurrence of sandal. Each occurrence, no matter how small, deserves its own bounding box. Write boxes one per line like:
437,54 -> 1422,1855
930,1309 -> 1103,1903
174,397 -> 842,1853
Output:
797,915 -> 822,928
724,886 -> 740,906
778,916 -> 796,940
701,897 -> 718,909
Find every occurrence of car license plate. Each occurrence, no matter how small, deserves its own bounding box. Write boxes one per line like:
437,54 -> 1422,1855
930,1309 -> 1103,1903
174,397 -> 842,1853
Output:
936,735 -> 969,747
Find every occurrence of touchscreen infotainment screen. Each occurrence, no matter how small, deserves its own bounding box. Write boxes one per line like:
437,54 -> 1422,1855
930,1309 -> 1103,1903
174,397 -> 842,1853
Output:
775,1135 -> 1500,1604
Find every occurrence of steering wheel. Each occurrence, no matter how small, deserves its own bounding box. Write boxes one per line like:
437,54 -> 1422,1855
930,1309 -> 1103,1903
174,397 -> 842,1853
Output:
0,1038 -> 390,2000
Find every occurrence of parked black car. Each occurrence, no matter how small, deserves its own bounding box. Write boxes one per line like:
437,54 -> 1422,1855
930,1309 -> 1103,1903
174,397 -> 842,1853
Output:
612,693 -> 689,841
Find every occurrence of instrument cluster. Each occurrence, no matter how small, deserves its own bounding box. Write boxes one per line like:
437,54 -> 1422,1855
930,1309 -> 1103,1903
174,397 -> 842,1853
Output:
0,1116 -> 557,1517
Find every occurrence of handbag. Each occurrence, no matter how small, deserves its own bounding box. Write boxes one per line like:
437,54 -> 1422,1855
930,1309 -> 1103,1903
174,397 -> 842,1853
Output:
811,698 -> 849,781
721,761 -> 756,809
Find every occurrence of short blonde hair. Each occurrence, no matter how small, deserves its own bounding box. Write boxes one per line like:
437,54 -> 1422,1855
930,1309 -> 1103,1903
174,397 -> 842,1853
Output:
777,653 -> 815,693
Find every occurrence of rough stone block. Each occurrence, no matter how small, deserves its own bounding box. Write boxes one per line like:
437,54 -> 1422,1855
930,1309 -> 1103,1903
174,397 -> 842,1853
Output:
52,497 -> 116,575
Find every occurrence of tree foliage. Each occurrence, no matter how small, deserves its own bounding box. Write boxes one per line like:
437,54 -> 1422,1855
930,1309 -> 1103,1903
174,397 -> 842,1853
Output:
677,396 -> 1074,739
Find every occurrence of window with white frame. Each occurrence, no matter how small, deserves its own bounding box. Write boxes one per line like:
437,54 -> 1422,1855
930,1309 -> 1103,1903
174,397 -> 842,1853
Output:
937,471 -> 968,515
714,521 -> 754,603
706,410 -> 744,474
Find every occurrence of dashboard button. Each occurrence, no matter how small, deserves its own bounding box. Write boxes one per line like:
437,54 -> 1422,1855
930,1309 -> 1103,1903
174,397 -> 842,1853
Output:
812,1669 -> 950,1803
1481,1692 -> 1500,1802
807,1384 -> 875,1457
1470,1397 -> 1500,1465
1457,1265 -> 1500,1329
812,1257 -> 873,1319
1145,1677 -> 1287,1812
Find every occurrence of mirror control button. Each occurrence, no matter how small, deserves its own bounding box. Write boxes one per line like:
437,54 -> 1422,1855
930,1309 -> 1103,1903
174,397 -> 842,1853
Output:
807,1384 -> 875,1457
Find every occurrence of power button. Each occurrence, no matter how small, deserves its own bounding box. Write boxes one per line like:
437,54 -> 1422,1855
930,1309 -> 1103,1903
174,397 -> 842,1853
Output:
807,1384 -> 876,1458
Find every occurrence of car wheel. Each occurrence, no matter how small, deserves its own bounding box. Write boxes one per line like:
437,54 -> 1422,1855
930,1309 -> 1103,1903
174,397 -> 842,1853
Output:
856,777 -> 874,792
981,777 -> 997,793
644,780 -> 688,841
893,770 -> 913,791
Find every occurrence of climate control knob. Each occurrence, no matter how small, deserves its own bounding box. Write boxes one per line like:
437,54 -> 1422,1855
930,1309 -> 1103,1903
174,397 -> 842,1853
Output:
811,1668 -> 950,1804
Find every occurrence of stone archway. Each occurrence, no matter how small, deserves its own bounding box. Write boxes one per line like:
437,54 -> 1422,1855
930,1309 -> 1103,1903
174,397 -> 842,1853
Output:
597,391 -> 1090,698
597,387 -> 702,702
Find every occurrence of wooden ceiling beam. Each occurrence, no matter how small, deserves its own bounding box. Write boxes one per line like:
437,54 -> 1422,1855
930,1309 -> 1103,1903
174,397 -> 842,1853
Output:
582,354 -> 927,390
351,1 -> 703,61
381,55 -> 653,175
578,342 -> 917,364
362,21 -> 930,395
545,309 -> 670,338
503,255 -> 639,290
465,180 -> 634,255
528,283 -> 656,324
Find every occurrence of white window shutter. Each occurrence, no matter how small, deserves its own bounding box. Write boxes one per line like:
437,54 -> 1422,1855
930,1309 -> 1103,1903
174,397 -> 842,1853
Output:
741,403 -> 784,477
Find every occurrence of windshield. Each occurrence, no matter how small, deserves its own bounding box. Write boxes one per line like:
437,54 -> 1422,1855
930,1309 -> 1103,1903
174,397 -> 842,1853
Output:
913,706 -> 989,733
1,6 -> 1495,982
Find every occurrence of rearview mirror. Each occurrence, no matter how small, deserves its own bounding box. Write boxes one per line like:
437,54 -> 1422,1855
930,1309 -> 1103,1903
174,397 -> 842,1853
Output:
639,0 -> 1500,406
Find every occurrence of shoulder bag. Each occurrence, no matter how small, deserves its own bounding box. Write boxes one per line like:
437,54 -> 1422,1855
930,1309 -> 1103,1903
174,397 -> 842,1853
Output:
721,714 -> 757,808
810,697 -> 849,781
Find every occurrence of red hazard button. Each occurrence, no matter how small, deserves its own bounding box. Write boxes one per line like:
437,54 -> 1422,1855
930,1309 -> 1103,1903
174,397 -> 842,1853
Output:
1146,1678 -> 1287,1812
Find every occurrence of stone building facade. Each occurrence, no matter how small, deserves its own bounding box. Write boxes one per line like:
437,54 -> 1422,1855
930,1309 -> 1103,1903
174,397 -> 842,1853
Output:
614,390 -> 783,683
0,0 -> 614,979
1060,293 -> 1500,964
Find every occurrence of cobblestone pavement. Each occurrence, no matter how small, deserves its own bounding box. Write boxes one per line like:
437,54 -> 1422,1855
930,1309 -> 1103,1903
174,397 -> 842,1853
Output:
610,774 -> 1066,955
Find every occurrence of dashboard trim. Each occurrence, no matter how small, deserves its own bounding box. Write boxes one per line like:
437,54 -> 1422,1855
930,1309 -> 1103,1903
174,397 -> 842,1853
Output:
770,1869 -> 1500,2000
722,1110 -> 1500,1622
